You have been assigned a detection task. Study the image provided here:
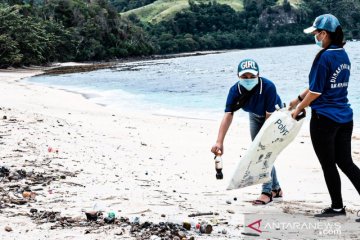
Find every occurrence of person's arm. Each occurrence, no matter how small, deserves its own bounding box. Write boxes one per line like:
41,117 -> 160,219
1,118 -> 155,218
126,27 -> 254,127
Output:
211,112 -> 234,155
265,112 -> 272,120
264,82 -> 279,120
291,91 -> 320,119
289,89 -> 309,110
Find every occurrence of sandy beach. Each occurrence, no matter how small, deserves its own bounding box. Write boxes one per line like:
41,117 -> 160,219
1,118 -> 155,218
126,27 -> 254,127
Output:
1,68 -> 360,240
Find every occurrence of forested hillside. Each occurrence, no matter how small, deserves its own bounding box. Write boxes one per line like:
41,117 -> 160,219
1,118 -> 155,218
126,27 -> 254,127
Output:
127,0 -> 360,53
0,0 -> 154,67
0,0 -> 359,67
146,0 -> 309,53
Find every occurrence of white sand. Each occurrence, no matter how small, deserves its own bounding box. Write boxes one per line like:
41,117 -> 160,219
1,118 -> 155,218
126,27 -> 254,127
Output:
0,68 -> 360,239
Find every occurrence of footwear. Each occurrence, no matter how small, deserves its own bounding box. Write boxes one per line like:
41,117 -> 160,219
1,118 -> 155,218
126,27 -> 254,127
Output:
252,192 -> 272,205
314,207 -> 346,217
272,188 -> 283,199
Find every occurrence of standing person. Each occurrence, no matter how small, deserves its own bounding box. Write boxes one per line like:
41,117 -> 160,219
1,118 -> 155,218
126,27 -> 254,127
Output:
211,59 -> 283,205
290,14 -> 360,217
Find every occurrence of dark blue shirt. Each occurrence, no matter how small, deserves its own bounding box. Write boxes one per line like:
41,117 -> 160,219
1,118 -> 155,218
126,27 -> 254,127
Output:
309,45 -> 353,123
225,77 -> 282,117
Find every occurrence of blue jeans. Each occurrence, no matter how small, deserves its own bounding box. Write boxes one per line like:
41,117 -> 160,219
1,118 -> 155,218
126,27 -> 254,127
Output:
249,113 -> 280,194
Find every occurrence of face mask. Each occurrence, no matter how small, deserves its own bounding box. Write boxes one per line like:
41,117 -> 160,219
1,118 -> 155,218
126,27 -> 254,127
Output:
314,32 -> 325,48
239,77 -> 258,91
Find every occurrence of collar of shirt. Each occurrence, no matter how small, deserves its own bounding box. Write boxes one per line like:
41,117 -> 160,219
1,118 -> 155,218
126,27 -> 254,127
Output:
328,44 -> 343,50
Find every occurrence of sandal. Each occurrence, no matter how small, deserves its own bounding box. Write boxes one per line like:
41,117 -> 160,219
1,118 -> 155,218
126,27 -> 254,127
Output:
272,188 -> 283,199
252,192 -> 273,205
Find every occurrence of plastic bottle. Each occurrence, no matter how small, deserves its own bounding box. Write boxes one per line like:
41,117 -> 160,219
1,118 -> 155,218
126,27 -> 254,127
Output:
214,155 -> 223,180
108,211 -> 116,219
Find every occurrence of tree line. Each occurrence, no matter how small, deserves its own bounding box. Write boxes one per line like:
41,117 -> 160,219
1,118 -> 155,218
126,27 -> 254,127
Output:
1,0 -> 359,67
0,0 -> 154,67
109,0 -> 157,12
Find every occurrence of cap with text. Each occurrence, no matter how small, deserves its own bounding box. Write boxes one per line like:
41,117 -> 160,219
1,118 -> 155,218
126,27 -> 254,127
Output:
238,59 -> 259,77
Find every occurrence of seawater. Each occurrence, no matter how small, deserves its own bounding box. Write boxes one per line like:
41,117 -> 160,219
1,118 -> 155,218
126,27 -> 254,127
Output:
28,42 -> 360,121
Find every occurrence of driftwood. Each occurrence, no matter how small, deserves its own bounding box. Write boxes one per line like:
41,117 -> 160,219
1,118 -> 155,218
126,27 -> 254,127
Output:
188,212 -> 214,217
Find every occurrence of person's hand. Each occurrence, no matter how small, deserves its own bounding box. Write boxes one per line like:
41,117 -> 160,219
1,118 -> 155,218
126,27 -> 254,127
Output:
288,98 -> 300,110
211,143 -> 223,156
291,107 -> 302,119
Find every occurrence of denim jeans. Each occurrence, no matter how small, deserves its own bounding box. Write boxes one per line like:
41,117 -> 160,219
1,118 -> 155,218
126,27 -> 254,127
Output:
249,113 -> 280,194
310,110 -> 360,209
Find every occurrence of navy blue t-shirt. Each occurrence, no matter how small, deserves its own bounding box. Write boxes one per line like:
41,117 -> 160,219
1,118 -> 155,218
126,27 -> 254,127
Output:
309,45 -> 353,123
225,77 -> 282,117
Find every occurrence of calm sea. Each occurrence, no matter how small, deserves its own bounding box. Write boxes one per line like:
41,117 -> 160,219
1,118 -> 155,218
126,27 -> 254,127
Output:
28,42 -> 360,121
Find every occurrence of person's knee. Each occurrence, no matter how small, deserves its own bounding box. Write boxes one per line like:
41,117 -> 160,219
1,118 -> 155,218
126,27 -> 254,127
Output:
337,160 -> 355,174
320,162 -> 337,172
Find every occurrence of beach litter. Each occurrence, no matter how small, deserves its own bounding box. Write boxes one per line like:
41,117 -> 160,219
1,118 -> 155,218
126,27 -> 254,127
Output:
199,223 -> 213,234
104,211 -> 116,223
22,191 -> 36,199
4,226 -> 12,232
188,212 -> 215,217
0,167 -> 79,209
182,221 -> 191,230
47,147 -> 59,153
226,209 -> 235,214
46,212 -> 198,239
0,166 -> 10,177
104,216 -> 115,224
85,211 -> 99,221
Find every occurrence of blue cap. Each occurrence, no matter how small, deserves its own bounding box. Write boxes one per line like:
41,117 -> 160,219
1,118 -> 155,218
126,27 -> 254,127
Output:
304,14 -> 340,34
238,59 -> 259,77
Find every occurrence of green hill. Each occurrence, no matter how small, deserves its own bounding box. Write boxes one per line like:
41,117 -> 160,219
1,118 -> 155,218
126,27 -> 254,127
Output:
121,0 -> 242,23
121,0 -> 301,23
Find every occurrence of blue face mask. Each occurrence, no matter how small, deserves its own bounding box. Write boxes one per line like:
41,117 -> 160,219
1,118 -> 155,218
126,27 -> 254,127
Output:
314,32 -> 325,48
239,77 -> 258,91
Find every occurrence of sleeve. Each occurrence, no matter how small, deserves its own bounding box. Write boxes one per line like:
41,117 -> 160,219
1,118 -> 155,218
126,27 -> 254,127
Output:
309,57 -> 329,94
265,83 -> 278,113
225,86 -> 238,113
